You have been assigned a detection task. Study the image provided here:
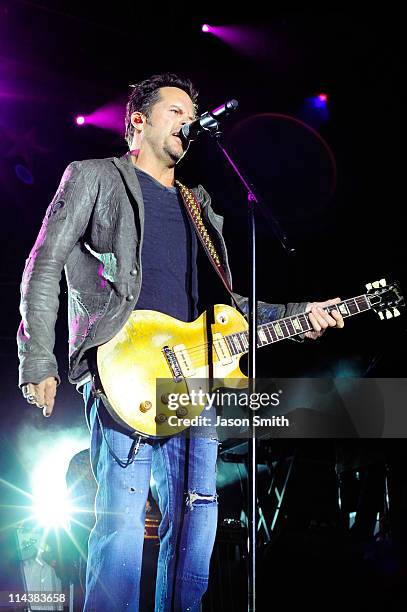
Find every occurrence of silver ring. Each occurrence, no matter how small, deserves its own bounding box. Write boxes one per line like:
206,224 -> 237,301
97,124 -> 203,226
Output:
22,384 -> 32,398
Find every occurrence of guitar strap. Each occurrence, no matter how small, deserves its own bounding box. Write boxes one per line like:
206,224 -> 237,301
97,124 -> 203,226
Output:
176,180 -> 239,308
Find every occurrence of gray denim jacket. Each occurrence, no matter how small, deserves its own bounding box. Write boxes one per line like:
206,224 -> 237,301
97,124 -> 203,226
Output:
17,153 -> 306,387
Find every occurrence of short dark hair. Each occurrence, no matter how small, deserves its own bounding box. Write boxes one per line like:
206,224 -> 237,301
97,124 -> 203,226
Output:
124,73 -> 199,147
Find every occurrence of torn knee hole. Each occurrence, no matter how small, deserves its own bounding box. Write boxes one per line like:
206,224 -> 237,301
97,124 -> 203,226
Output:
186,491 -> 218,509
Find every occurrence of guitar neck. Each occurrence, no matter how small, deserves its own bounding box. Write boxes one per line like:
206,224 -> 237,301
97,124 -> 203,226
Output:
225,294 -> 371,355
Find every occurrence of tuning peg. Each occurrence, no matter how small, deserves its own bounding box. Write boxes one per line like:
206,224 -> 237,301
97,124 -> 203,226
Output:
393,308 -> 401,317
385,309 -> 393,319
378,312 -> 384,320
379,279 -> 387,287
372,281 -> 380,289
365,282 -> 373,291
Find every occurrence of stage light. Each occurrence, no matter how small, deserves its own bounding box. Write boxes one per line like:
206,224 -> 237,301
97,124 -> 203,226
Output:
299,94 -> 330,127
80,103 -> 123,134
29,437 -> 87,529
75,115 -> 86,126
197,25 -> 270,60
311,93 -> 329,109
31,463 -> 72,529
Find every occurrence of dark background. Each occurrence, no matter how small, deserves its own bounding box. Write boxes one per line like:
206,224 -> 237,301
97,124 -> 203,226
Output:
0,3 -> 405,607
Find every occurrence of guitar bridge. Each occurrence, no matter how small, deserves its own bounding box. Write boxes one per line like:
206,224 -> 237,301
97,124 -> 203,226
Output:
162,346 -> 183,382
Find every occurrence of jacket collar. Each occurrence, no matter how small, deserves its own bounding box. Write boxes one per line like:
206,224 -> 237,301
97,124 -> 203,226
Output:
113,153 -> 145,223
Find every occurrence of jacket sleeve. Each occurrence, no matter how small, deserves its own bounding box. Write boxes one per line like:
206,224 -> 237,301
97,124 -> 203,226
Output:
17,161 -> 96,387
232,292 -> 309,324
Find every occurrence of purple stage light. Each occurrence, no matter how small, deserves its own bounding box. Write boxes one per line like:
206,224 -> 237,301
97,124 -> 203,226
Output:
85,103 -> 123,134
318,93 -> 328,103
202,25 -> 271,60
74,102 -> 132,135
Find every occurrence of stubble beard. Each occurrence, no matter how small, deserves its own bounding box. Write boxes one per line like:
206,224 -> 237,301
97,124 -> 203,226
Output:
163,140 -> 184,164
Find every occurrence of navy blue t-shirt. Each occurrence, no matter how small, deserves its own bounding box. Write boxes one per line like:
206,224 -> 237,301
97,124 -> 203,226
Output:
134,167 -> 198,322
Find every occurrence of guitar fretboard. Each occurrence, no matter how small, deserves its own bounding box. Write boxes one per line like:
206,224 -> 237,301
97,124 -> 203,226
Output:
225,295 -> 371,355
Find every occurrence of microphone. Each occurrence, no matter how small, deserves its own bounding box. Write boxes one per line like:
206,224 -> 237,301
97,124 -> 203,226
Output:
180,99 -> 239,142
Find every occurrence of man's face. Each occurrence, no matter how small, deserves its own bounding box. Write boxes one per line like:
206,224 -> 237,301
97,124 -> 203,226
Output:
141,86 -> 196,164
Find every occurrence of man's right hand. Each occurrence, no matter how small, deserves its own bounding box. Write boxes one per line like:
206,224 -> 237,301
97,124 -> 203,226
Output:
21,377 -> 57,417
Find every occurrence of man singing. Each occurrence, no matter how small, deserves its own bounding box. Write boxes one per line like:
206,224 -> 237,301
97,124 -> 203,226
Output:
17,73 -> 344,611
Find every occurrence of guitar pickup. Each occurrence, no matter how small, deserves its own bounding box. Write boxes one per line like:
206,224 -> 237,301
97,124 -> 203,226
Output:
173,344 -> 196,377
213,333 -> 233,365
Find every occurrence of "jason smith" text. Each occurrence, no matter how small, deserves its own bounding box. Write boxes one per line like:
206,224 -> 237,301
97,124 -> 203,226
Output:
167,415 -> 290,427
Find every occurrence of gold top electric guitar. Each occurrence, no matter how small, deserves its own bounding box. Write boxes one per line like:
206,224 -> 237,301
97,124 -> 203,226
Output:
96,279 -> 404,438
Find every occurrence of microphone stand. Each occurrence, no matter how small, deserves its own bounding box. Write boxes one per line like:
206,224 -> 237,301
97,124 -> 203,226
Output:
214,135 -> 258,612
185,109 -> 294,611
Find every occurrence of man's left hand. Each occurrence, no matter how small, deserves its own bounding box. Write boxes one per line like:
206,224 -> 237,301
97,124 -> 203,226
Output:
305,297 -> 344,340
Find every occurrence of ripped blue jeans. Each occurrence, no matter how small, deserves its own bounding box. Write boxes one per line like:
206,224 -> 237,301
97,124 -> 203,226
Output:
82,383 -> 218,612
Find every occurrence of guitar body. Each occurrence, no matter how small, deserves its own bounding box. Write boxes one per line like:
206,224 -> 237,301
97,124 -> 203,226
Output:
95,280 -> 404,438
97,305 -> 248,438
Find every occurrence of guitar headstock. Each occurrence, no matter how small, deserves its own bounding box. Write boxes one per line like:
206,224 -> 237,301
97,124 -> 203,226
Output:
365,279 -> 405,320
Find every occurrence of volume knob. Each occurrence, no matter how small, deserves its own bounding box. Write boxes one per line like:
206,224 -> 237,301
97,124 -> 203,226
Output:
155,414 -> 168,424
176,407 -> 188,418
139,401 -> 152,413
